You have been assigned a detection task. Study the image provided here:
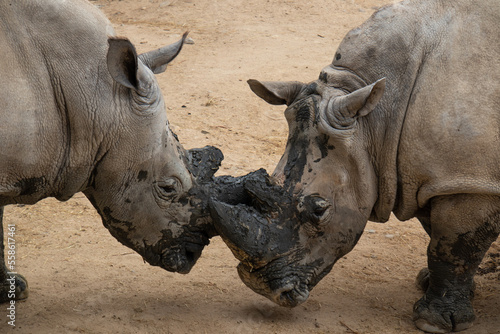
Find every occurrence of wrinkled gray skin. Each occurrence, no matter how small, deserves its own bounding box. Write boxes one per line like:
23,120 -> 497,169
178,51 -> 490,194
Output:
0,0 -> 221,303
212,0 -> 500,332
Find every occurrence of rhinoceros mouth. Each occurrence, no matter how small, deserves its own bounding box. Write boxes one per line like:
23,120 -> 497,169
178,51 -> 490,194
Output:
159,238 -> 209,274
275,281 -> 310,307
141,225 -> 212,274
236,262 -> 312,307
236,252 -> 338,308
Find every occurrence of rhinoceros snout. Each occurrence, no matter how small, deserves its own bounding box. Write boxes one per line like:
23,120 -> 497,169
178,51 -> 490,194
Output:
274,280 -> 310,308
160,242 -> 206,274
236,263 -> 310,308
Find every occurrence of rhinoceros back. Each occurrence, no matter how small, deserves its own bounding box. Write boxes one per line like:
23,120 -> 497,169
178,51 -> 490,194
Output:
0,0 -> 116,204
331,0 -> 500,220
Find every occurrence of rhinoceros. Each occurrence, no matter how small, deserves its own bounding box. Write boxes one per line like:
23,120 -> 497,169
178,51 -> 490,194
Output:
211,0 -> 500,332
0,0 -> 222,303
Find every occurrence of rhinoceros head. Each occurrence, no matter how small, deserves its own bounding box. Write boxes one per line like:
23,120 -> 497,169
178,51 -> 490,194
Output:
83,34 -> 222,274
211,68 -> 385,306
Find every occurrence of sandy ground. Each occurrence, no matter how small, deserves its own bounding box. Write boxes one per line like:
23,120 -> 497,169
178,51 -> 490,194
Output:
1,0 -> 499,333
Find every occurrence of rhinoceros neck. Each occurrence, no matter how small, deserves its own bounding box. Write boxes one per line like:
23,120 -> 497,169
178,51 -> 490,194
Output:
329,2 -> 437,222
0,0 -> 118,204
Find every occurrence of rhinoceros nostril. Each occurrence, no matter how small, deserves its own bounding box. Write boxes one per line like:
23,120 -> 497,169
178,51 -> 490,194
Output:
313,198 -> 330,217
298,195 -> 331,222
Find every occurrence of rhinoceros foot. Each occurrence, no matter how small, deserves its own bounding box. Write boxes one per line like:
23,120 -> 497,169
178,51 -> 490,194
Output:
415,268 -> 476,299
0,272 -> 29,303
412,289 -> 475,333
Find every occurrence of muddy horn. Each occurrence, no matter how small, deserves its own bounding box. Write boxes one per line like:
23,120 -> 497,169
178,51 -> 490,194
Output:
209,169 -> 297,268
187,146 -> 224,183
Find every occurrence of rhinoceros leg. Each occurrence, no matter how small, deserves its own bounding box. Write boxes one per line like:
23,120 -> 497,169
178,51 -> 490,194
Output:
0,206 -> 29,303
414,217 -> 477,296
415,267 -> 476,299
412,195 -> 500,333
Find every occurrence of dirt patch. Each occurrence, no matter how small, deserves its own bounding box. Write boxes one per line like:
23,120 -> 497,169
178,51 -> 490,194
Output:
2,0 -> 499,333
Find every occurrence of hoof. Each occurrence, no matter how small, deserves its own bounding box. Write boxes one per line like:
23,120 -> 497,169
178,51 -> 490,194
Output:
413,294 -> 475,333
414,318 -> 451,334
414,317 -> 474,333
0,273 -> 29,303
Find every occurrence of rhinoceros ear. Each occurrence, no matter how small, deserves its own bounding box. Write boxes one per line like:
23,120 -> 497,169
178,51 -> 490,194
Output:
138,32 -> 188,74
107,38 -> 140,89
325,78 -> 385,128
248,79 -> 305,106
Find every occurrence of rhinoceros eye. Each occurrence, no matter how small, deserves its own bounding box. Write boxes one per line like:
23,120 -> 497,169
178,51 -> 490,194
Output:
155,178 -> 179,200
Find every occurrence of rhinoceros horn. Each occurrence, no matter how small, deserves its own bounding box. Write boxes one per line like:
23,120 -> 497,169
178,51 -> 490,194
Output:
187,146 -> 224,183
209,169 -> 297,268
